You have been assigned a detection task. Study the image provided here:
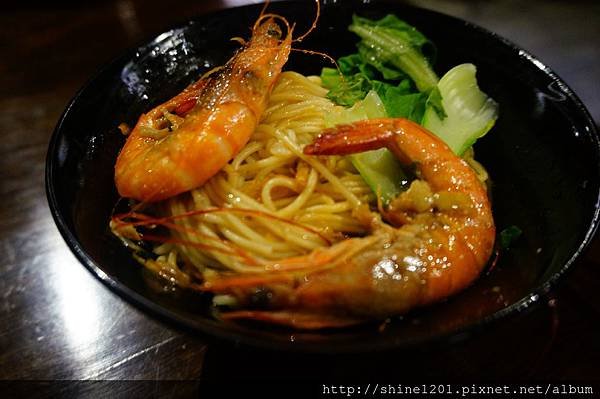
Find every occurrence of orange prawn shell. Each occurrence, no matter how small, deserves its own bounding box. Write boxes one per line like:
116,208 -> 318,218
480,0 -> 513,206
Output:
114,17 -> 292,202
115,102 -> 257,201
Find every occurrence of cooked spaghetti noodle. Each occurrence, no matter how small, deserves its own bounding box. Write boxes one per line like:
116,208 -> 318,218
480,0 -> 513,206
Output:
111,71 -> 490,292
112,71 -> 377,281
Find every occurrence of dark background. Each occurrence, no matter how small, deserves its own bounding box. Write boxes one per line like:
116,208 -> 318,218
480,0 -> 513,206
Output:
1,0 -> 599,395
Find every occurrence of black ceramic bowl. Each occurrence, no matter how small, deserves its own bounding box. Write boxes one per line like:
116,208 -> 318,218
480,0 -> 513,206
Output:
46,0 -> 600,352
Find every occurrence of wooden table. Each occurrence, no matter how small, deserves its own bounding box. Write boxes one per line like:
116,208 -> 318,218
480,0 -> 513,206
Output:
1,0 -> 599,396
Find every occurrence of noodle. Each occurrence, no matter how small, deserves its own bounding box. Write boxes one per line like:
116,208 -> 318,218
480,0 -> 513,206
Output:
111,71 -> 489,286
157,71 -> 374,275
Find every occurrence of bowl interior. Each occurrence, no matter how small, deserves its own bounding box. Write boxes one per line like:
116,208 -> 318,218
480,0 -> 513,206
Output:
47,0 -> 600,352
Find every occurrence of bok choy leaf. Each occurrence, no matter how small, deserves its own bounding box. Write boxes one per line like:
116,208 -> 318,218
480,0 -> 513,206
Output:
422,64 -> 498,155
317,14 -> 499,204
348,15 -> 439,92
325,91 -> 409,205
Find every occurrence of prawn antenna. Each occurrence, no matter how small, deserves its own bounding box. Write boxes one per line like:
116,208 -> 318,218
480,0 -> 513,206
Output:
290,47 -> 340,71
257,0 -> 319,43
294,0 -> 321,42
230,36 -> 247,46
259,0 -> 270,19
290,46 -> 356,93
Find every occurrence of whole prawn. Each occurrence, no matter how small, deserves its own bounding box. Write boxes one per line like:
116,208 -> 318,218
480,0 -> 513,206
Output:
115,13 -> 292,202
202,118 -> 496,329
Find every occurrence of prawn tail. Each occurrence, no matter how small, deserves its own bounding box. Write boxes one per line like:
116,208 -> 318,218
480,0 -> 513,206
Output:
304,120 -> 396,156
303,118 -> 422,166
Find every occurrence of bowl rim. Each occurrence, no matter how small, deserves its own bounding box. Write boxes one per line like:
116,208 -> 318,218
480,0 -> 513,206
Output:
45,0 -> 600,353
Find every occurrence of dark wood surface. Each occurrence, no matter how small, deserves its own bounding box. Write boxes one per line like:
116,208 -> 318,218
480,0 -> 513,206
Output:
1,0 -> 599,395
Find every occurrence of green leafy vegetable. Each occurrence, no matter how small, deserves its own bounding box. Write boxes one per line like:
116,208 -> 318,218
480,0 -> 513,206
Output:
325,91 -> 409,204
425,87 -> 446,120
422,63 -> 499,155
318,14 -> 499,205
321,70 -> 428,122
379,87 -> 428,122
338,53 -> 379,78
499,225 -> 523,249
320,14 -> 439,122
348,14 -> 439,92
356,42 -> 409,81
351,149 -> 410,205
324,90 -> 387,125
320,68 -> 372,107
